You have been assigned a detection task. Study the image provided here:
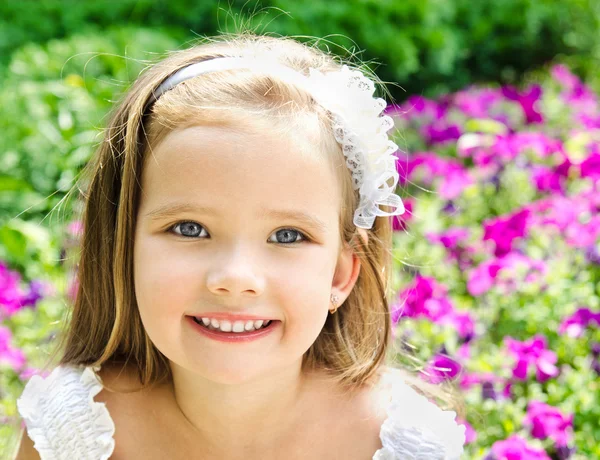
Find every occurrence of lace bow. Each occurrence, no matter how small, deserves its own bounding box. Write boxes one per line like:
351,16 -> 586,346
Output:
150,58 -> 406,229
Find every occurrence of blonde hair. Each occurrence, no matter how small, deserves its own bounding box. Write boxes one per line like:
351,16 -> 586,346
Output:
51,32 -> 464,418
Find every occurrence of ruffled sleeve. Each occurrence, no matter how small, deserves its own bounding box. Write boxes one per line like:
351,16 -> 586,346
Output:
372,368 -> 466,460
16,365 -> 116,460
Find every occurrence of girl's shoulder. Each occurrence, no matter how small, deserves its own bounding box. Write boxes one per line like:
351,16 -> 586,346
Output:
16,363 -> 115,460
370,365 -> 466,459
15,363 -> 466,460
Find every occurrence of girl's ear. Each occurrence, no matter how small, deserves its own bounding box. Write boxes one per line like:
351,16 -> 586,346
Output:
330,229 -> 368,305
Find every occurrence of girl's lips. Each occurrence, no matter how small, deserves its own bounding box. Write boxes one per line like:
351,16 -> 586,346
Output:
186,313 -> 277,322
186,316 -> 280,342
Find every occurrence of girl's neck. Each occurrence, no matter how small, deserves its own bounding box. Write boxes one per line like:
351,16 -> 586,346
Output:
167,360 -> 326,454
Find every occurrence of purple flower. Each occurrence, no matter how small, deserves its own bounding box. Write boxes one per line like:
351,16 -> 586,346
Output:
558,307 -> 600,338
593,358 -> 600,376
556,445 -> 577,460
0,262 -> 45,316
523,401 -> 574,448
481,381 -> 498,401
584,244 -> 600,265
502,84 -> 544,124
427,227 -> 471,250
425,353 -> 462,383
489,434 -> 551,459
20,280 -> 46,307
422,122 -> 462,145
504,335 -> 559,382
483,209 -> 530,257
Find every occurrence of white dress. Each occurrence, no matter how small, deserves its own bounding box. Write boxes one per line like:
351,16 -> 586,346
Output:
17,365 -> 466,459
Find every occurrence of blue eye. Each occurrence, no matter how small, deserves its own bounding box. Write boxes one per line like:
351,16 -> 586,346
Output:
269,228 -> 307,245
168,221 -> 308,245
171,221 -> 207,238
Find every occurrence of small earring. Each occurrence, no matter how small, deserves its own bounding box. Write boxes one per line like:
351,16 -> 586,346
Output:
329,293 -> 340,314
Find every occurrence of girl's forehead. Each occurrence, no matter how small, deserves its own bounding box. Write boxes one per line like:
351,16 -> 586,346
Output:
139,125 -> 342,221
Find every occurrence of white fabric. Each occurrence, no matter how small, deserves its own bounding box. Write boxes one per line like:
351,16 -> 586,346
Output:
149,58 -> 406,230
16,365 -> 115,460
372,368 -> 466,459
17,365 -> 465,459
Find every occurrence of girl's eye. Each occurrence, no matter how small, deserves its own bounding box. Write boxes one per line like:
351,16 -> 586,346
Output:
268,228 -> 307,245
171,221 -> 207,238
169,222 -> 308,245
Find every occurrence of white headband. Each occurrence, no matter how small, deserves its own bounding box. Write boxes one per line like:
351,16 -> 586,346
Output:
147,57 -> 405,229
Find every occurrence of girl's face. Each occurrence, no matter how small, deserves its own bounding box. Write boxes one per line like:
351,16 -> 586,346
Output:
133,121 -> 348,384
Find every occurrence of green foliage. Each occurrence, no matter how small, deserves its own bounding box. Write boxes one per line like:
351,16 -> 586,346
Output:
0,27 -> 180,229
1,0 -> 599,101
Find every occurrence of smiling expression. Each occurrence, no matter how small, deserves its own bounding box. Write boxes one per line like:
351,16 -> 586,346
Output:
133,119 -> 346,383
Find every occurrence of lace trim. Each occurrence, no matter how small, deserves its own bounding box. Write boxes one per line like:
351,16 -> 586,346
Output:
372,368 -> 466,460
17,365 -> 115,460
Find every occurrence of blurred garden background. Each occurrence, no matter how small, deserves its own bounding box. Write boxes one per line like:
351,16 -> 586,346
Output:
1,1 -> 600,458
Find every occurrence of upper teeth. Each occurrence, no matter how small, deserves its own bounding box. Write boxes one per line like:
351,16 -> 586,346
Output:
199,318 -> 271,332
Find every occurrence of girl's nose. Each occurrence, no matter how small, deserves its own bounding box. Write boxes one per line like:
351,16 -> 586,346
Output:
205,246 -> 265,297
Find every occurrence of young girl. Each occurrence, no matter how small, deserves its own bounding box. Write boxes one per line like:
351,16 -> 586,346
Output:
14,32 -> 466,459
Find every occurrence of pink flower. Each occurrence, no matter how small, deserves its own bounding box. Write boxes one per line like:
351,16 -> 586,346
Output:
467,252 -> 546,296
386,95 -> 447,121
524,401 -> 574,447
427,227 -> 476,269
580,150 -> 600,179
490,434 -> 551,459
66,220 -> 83,236
19,366 -> 49,381
558,307 -> 600,338
551,64 -> 599,114
392,275 -> 454,323
502,84 -> 544,124
504,335 -> 559,382
459,419 -> 478,444
0,262 -> 45,317
0,326 -> 26,371
527,188 -> 600,249
439,310 -> 476,340
459,371 -> 504,391
422,122 -> 462,145
483,209 -> 530,257
396,152 -> 473,199
391,198 -> 414,231
424,354 -> 462,383
453,87 -> 505,119
531,166 -> 566,194
551,64 -> 581,90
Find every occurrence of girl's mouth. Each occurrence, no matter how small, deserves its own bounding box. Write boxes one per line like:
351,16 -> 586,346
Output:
192,316 -> 274,333
186,316 -> 280,343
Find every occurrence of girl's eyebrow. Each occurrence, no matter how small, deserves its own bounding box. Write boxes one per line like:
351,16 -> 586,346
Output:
144,202 -> 329,233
